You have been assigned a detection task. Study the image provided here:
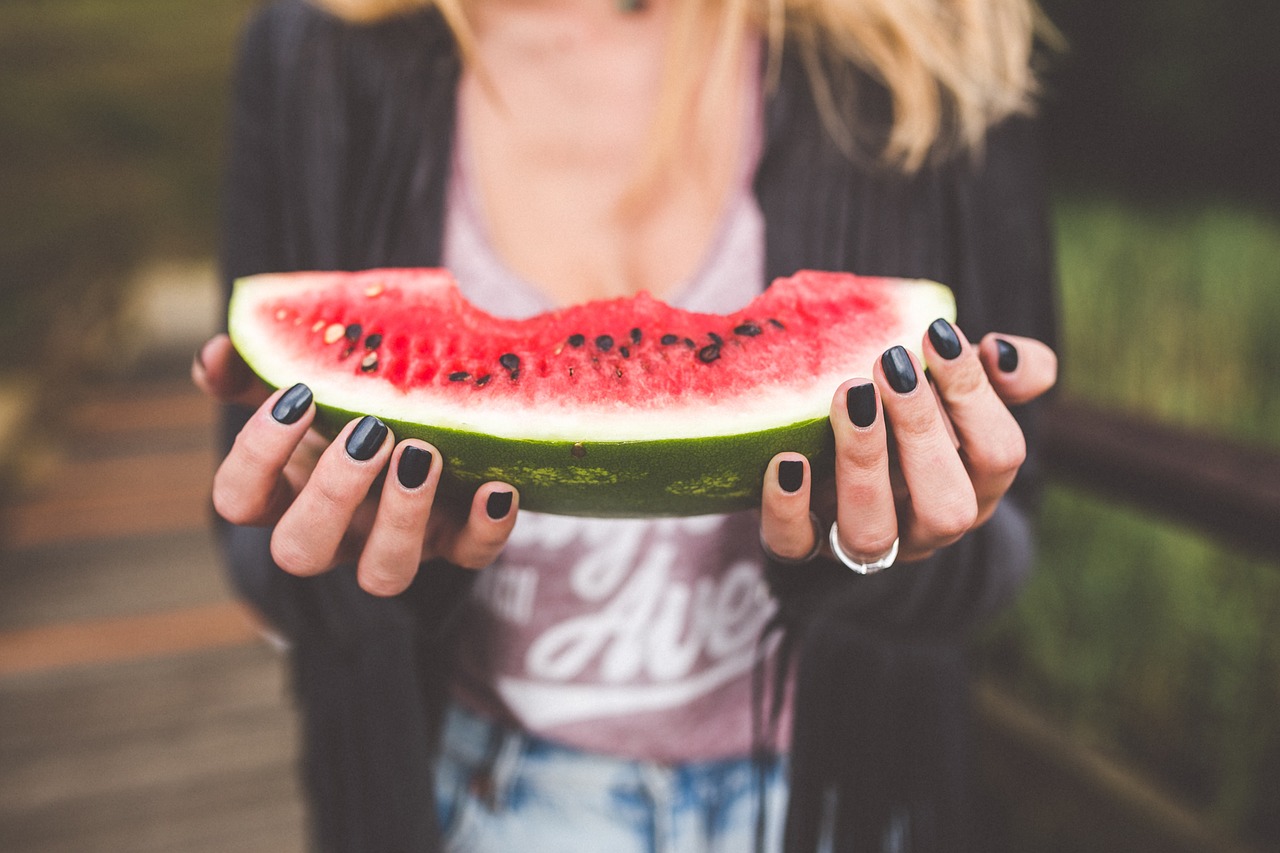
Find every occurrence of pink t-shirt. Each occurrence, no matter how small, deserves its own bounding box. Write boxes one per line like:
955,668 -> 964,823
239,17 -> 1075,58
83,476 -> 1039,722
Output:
441,67 -> 790,762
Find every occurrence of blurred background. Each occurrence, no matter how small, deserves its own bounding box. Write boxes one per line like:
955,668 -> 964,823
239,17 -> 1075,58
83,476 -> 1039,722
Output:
0,1 -> 1277,851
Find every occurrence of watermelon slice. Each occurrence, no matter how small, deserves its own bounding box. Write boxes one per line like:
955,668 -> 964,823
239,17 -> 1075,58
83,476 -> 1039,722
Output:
228,268 -> 954,517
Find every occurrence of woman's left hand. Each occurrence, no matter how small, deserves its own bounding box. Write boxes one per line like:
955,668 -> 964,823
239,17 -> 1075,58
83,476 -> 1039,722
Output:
759,321 -> 1057,567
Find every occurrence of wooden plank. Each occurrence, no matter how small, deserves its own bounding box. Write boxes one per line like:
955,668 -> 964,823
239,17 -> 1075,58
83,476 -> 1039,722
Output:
0,601 -> 261,677
0,646 -> 305,853
2,445 -> 216,548
1041,399 -> 1280,560
0,643 -> 289,752
0,649 -> 297,816
0,765 -> 306,853
65,384 -> 215,437
0,530 -> 233,631
974,681 -> 1260,853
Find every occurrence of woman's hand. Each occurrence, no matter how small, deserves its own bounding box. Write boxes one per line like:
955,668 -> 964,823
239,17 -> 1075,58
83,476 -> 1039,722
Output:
193,334 -> 519,596
760,321 -> 1057,567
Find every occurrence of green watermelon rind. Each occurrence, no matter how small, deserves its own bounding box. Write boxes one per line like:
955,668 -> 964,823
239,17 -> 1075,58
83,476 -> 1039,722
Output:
310,399 -> 833,517
229,269 -> 955,517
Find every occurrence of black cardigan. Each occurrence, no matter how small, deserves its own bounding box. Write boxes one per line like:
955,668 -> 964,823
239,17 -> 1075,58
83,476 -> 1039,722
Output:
218,3 -> 1056,851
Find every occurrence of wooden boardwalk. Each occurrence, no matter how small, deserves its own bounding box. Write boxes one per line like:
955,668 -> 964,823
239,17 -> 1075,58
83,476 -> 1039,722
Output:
0,370 -> 308,852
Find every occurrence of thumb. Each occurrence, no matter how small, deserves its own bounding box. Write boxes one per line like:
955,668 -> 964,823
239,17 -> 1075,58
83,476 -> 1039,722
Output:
192,333 -> 273,407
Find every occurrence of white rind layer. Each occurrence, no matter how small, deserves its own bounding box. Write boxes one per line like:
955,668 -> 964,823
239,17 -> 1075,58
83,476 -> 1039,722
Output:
230,274 -> 954,443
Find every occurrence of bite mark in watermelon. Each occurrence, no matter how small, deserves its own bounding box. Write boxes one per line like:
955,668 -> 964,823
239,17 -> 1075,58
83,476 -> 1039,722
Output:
228,268 -> 955,516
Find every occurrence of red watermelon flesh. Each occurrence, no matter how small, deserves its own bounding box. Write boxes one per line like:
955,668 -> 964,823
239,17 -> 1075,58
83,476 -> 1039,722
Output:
229,268 -> 954,516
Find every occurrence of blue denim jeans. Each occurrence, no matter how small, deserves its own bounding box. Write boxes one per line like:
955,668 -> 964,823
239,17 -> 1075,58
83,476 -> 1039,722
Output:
435,703 -> 788,853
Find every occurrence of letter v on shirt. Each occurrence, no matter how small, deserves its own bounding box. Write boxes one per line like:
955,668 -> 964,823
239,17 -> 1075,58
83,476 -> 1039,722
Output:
456,513 -> 777,739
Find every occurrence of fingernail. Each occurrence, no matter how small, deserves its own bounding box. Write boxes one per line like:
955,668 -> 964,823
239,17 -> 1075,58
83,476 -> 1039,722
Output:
346,415 -> 388,461
778,460 -> 805,493
486,490 -> 513,520
846,383 -> 877,428
927,318 -> 963,360
272,383 -> 313,425
881,346 -> 918,394
996,339 -> 1019,372
397,446 -> 433,489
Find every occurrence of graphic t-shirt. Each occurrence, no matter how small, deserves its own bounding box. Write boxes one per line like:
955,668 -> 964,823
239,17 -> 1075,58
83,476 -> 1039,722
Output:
441,66 -> 788,761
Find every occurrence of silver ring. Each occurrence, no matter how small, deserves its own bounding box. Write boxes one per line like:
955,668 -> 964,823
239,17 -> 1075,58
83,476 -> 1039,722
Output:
760,512 -> 824,565
828,522 -> 899,574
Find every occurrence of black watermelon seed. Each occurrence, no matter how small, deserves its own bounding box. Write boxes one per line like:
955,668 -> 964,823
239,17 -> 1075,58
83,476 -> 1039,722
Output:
661,334 -> 679,346
683,337 -> 696,348
344,323 -> 362,342
364,333 -> 383,349
499,353 -> 520,371
509,370 -> 520,381
733,323 -> 762,337
449,371 -> 470,382
708,332 -> 723,346
768,318 -> 785,329
475,374 -> 492,386
596,335 -> 614,351
698,344 -> 722,364
630,328 -> 643,344
568,334 -> 586,347
619,346 -> 630,358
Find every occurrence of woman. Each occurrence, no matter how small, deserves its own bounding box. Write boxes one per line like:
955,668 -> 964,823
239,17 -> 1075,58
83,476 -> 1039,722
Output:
194,0 -> 1058,850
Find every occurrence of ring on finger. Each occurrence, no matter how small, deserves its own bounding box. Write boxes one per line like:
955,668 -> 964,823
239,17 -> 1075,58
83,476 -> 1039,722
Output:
760,512 -> 824,565
828,522 -> 899,574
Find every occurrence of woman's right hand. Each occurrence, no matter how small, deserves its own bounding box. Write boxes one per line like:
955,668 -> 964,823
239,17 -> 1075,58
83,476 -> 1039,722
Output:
192,334 -> 519,596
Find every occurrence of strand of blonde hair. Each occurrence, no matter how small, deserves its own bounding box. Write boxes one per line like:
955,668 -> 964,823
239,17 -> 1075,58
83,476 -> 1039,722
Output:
311,0 -> 1052,171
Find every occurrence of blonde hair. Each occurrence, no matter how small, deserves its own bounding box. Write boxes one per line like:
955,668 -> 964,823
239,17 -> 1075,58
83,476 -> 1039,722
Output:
314,0 -> 1052,172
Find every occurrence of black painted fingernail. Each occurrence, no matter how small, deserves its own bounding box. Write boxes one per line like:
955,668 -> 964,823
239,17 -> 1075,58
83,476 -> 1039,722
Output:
272,383 -> 312,425
928,318 -> 963,360
882,346 -> 918,394
846,383 -> 877,428
397,446 -> 433,489
996,338 -> 1019,372
486,490 -> 513,520
346,415 -> 387,461
778,460 -> 805,493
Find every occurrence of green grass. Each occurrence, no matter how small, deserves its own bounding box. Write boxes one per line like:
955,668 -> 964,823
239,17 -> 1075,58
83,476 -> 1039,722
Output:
979,196 -> 1280,842
1051,197 -> 1280,448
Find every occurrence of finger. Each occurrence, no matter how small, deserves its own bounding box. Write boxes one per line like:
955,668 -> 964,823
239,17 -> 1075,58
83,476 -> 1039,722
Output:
192,333 -> 272,407
358,441 -> 441,596
924,319 -> 1025,522
212,383 -> 316,526
877,346 -> 976,557
760,453 -> 817,561
829,379 -> 900,563
979,333 -> 1058,406
434,483 -> 520,570
271,415 -> 392,577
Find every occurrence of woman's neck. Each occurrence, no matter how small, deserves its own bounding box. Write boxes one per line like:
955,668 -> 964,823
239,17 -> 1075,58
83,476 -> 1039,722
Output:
456,0 -> 751,303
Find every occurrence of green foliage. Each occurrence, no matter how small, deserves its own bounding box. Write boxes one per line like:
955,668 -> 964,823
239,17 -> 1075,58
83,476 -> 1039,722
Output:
1053,196 -> 1280,448
980,197 -> 1280,842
